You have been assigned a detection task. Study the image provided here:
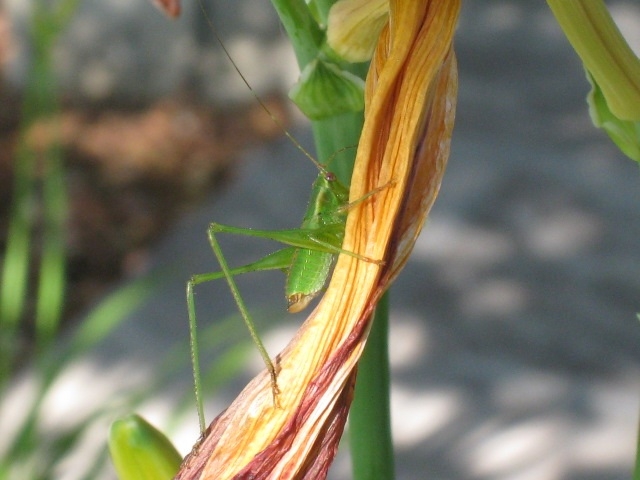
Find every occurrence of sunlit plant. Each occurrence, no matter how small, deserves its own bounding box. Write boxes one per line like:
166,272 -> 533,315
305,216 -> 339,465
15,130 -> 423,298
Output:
114,1 -> 640,479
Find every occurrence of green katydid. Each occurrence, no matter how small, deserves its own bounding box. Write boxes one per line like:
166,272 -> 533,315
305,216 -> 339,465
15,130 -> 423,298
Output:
187,161 -> 385,431
188,5 -> 384,433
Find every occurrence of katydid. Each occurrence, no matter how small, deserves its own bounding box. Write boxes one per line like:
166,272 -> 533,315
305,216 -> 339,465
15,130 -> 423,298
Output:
188,4 -> 383,433
187,165 -> 385,431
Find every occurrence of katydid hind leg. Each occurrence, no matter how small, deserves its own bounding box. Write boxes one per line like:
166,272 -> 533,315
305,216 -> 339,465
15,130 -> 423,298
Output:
210,222 -> 369,260
207,227 -> 281,404
186,279 -> 207,433
186,247 -> 295,431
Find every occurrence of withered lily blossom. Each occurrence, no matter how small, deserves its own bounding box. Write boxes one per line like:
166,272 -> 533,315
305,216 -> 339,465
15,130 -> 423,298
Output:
175,1 -> 461,478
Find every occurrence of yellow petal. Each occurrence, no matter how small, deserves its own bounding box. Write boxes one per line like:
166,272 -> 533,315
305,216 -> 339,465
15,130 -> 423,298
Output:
327,0 -> 389,62
175,1 -> 460,479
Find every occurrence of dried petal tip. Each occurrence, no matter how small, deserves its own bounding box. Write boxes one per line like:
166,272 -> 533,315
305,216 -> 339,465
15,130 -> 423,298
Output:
327,0 -> 389,62
109,414 -> 182,480
151,0 -> 181,18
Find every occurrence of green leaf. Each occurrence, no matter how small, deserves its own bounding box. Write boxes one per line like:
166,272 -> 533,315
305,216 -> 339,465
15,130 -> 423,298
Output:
289,58 -> 365,120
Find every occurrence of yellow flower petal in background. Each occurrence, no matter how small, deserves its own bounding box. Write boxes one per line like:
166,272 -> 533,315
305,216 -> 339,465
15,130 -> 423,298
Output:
175,1 -> 460,479
327,0 -> 389,62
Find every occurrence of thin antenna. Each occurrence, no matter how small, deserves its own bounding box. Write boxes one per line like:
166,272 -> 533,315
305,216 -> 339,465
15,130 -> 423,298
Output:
197,1 -> 328,174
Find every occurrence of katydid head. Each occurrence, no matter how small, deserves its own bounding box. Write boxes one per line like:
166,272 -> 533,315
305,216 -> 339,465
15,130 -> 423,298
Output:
324,171 -> 337,182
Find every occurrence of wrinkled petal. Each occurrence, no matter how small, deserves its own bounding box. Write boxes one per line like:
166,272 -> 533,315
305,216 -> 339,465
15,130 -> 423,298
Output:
175,1 -> 460,479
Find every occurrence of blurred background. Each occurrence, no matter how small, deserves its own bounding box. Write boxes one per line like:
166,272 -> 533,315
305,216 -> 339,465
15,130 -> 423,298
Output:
1,0 -> 639,479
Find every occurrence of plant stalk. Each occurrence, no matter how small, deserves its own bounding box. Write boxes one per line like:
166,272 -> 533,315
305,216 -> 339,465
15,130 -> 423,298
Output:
350,292 -> 395,480
270,1 -> 394,477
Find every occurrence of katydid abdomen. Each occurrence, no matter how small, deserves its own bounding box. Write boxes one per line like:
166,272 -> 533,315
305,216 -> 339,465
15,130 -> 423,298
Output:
286,248 -> 336,313
284,172 -> 348,312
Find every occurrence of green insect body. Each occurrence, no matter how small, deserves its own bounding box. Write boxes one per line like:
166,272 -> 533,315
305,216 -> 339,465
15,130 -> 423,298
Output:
190,172 -> 352,314
193,171 -> 372,316
286,171 -> 349,312
187,4 -> 383,433
187,167 -> 379,431
286,246 -> 335,313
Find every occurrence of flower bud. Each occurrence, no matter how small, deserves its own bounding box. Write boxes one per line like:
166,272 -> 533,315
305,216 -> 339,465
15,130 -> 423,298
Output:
327,0 -> 388,62
587,72 -> 640,162
289,59 -> 365,119
109,414 -> 182,480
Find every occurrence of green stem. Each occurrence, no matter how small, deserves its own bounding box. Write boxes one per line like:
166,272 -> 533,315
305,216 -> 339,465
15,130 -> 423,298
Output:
31,18 -> 67,346
270,0 -> 324,67
311,112 -> 363,182
35,119 -> 66,349
270,0 -> 369,181
0,139 -> 36,384
269,2 -> 394,476
350,292 -> 394,480
0,0 -> 78,390
0,8 -> 57,384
